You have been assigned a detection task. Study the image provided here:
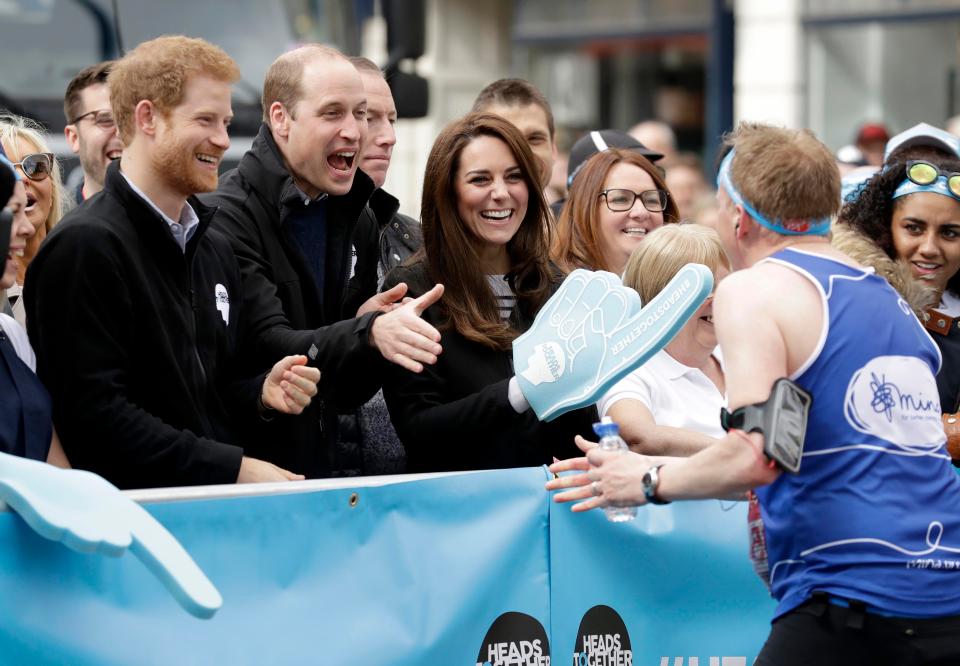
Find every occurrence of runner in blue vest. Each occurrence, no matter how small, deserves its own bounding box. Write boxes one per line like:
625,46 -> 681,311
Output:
549,122 -> 960,664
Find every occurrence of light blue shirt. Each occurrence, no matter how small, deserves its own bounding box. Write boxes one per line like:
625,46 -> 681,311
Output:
120,172 -> 200,252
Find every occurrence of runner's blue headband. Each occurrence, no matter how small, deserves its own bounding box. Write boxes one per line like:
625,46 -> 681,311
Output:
716,149 -> 831,236
892,175 -> 960,202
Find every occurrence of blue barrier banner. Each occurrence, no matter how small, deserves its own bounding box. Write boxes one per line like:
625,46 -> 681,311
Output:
0,468 -> 552,665
0,467 -> 777,665
550,498 -> 776,666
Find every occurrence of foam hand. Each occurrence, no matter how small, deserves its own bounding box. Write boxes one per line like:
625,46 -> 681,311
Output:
0,452 -> 222,619
513,265 -> 713,421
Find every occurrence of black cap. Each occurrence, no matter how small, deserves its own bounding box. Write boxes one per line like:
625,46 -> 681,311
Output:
567,129 -> 664,188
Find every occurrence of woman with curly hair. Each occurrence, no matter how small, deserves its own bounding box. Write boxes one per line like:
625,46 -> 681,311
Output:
835,156 -> 960,413
381,113 -> 595,472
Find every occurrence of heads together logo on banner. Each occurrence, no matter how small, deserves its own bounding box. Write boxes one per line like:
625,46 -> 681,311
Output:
476,612 -> 551,666
475,607 -> 633,666
573,605 -> 632,666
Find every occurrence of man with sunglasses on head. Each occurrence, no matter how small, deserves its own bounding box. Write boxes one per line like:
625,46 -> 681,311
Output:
63,61 -> 123,205
549,123 -> 960,664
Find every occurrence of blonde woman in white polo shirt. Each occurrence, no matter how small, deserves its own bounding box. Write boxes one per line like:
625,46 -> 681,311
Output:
597,224 -> 729,454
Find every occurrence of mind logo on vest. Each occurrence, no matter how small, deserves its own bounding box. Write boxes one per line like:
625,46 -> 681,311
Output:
844,355 -> 943,449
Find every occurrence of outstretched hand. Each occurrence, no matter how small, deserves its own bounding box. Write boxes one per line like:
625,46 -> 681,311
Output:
0,452 -> 222,618
370,283 -> 445,373
546,435 -> 662,512
261,355 -> 320,415
356,282 -> 410,317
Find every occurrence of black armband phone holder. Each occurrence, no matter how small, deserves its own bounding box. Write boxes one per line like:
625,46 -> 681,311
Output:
720,377 -> 812,473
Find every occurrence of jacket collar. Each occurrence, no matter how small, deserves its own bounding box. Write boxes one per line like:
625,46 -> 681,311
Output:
104,159 -> 218,238
368,188 -> 400,227
238,123 -> 376,227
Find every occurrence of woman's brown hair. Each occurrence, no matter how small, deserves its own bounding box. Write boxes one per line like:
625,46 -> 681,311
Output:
418,112 -> 554,350
552,148 -> 679,273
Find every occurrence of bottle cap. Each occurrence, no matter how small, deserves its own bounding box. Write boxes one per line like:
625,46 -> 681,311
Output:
592,416 -> 619,438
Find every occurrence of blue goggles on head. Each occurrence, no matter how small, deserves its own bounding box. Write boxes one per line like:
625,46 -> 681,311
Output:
716,149 -> 831,236
892,160 -> 960,201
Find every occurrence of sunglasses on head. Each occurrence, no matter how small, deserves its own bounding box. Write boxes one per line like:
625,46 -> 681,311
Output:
905,160 -> 960,198
11,153 -> 55,182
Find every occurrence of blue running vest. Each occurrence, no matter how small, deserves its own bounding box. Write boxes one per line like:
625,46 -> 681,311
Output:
757,248 -> 960,619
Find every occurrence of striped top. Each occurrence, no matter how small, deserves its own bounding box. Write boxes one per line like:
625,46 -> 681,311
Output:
487,275 -> 516,321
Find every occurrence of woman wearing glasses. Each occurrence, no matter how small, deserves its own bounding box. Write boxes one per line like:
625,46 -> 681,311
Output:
552,148 -> 679,275
381,113 -> 595,472
835,158 -> 960,419
0,114 -> 65,324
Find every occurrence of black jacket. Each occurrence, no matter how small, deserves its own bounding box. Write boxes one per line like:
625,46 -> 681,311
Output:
24,161 -> 260,489
343,188 -> 422,318
205,124 -> 384,476
381,261 -> 596,473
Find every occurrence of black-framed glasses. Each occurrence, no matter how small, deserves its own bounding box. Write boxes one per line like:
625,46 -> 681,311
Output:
906,160 -> 960,198
70,109 -> 116,131
600,188 -> 669,213
11,153 -> 55,182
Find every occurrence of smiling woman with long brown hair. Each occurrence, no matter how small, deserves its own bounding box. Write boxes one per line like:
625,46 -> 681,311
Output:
381,112 -> 595,472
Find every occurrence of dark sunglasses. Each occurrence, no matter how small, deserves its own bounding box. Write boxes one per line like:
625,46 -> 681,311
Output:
11,153 -> 55,182
600,188 -> 669,213
905,160 -> 960,198
71,109 -> 116,130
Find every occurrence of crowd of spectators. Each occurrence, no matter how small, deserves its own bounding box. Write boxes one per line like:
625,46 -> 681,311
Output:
2,35 -> 960,482
4,32 -> 960,663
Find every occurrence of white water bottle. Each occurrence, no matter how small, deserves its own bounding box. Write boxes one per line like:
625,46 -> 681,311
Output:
592,417 -> 637,522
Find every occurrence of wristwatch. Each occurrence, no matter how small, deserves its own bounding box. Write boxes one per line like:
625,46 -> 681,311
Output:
641,463 -> 671,505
